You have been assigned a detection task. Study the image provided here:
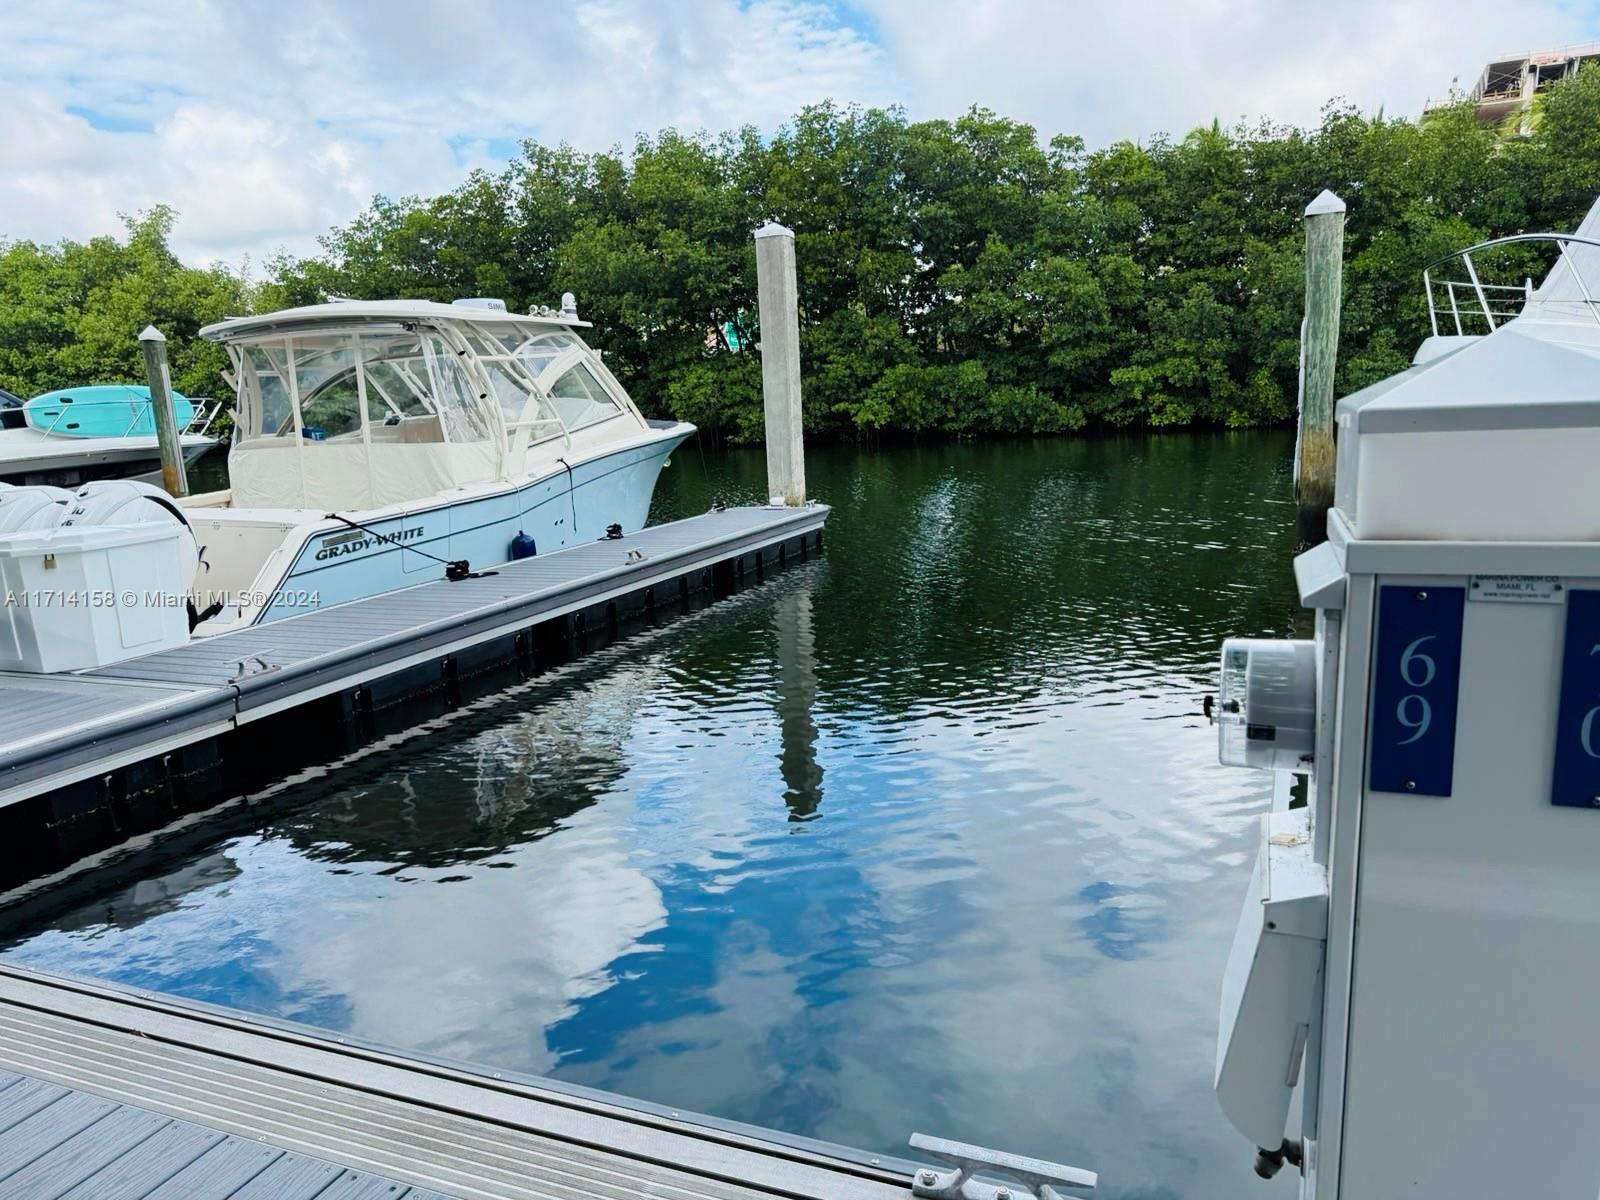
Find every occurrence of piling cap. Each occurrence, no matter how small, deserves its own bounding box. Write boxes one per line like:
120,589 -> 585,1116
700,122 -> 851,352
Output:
137,325 -> 166,343
754,220 -> 793,240
1305,189 -> 1346,217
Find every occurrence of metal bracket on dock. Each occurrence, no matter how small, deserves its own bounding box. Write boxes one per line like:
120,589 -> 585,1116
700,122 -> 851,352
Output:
908,1133 -> 1097,1200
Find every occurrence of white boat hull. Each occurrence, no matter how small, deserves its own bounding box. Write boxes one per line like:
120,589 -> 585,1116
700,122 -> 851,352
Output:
192,424 -> 693,628
0,431 -> 216,487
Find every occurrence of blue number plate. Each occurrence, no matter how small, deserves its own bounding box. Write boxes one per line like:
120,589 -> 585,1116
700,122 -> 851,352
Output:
1369,586 -> 1465,797
1552,590 -> 1600,809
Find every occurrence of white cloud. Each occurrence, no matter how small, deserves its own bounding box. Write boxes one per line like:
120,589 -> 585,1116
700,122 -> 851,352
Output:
2,0 -> 1598,267
0,0 -> 897,266
860,0 -> 1596,144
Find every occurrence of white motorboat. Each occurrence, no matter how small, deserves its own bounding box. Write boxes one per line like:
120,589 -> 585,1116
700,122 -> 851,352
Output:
176,295 -> 697,633
0,295 -> 696,659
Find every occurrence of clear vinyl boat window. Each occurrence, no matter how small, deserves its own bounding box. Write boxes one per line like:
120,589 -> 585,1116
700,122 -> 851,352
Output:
359,333 -> 442,440
480,360 -> 546,423
237,329 -> 500,446
419,333 -> 494,442
514,331 -> 581,379
241,345 -> 296,437
289,337 -> 362,441
546,360 -> 620,431
456,322 -> 573,440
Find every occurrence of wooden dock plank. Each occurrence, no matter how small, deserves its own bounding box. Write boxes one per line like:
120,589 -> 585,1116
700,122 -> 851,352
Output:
0,1091 -> 116,1178
56,1120 -> 226,1200
0,1079 -> 70,1136
317,1170 -> 418,1199
224,1154 -> 344,1199
0,1105 -> 169,1195
137,1139 -> 285,1200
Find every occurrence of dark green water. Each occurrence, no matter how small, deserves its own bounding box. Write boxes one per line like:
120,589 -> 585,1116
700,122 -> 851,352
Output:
2,434 -> 1300,1199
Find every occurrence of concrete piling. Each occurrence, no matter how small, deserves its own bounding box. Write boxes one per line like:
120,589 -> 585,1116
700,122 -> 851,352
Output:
754,222 -> 806,507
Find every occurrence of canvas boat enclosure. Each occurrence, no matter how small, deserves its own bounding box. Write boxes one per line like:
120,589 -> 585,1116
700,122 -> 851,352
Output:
202,298 -> 653,511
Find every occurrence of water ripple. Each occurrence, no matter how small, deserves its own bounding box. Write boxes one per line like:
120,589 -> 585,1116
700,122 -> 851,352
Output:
1,433 -> 1298,1200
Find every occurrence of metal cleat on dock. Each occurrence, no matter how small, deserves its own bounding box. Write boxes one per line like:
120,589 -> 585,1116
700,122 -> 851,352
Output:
907,1133 -> 1096,1200
229,653 -> 282,680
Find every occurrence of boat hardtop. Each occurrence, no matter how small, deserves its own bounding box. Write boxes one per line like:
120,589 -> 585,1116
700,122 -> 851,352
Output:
197,296 -> 592,339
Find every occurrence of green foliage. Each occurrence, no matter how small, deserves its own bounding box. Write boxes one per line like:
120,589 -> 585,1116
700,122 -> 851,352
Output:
0,207 -> 247,402
12,71 -> 1600,440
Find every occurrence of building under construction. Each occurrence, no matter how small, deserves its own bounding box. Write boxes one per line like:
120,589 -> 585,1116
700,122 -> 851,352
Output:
1449,43 -> 1600,134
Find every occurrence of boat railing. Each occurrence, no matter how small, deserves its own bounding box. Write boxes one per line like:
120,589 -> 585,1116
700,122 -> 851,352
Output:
1424,232 -> 1600,335
122,396 -> 218,438
505,415 -> 572,454
187,398 -> 224,437
36,394 -> 221,440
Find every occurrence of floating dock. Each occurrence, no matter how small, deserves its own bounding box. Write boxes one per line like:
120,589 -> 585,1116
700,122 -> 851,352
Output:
0,504 -> 827,889
0,961 -> 912,1199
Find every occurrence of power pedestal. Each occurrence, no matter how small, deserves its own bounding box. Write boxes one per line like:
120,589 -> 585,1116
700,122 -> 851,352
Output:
1214,259 -> 1600,1198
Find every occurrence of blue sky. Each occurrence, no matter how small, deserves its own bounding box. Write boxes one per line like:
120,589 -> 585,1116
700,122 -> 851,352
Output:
3,0 -> 1596,266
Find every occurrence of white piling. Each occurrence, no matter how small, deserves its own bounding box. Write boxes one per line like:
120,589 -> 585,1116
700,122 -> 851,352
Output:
138,325 -> 189,498
754,221 -> 806,507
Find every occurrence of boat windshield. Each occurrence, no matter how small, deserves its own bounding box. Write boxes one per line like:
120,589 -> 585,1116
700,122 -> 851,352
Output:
452,322 -> 622,441
235,329 -> 496,446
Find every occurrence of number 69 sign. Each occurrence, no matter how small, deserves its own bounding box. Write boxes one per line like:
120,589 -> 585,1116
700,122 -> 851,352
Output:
1369,586 -> 1466,797
1552,590 -> 1600,809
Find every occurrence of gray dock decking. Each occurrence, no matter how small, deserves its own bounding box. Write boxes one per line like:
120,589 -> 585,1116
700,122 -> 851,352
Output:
0,1069 -> 452,1199
0,964 -> 912,1200
0,504 -> 827,808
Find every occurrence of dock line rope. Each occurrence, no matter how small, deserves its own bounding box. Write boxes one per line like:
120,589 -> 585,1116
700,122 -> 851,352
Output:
323,512 -> 498,581
556,457 -> 578,534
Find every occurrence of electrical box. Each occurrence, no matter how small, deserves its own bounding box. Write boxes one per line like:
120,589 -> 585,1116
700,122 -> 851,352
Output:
1215,808 -> 1327,1151
1217,639 -> 1317,773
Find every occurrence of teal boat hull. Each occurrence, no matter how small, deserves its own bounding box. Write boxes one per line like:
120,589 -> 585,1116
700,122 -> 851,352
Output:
25,386 -> 195,439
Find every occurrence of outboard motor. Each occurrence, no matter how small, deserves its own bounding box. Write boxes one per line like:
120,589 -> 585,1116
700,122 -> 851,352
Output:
0,483 -> 75,533
0,480 -> 200,672
58,480 -> 200,593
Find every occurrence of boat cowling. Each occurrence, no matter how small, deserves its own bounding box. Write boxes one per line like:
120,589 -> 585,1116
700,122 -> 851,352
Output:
0,483 -> 74,533
56,481 -> 200,593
